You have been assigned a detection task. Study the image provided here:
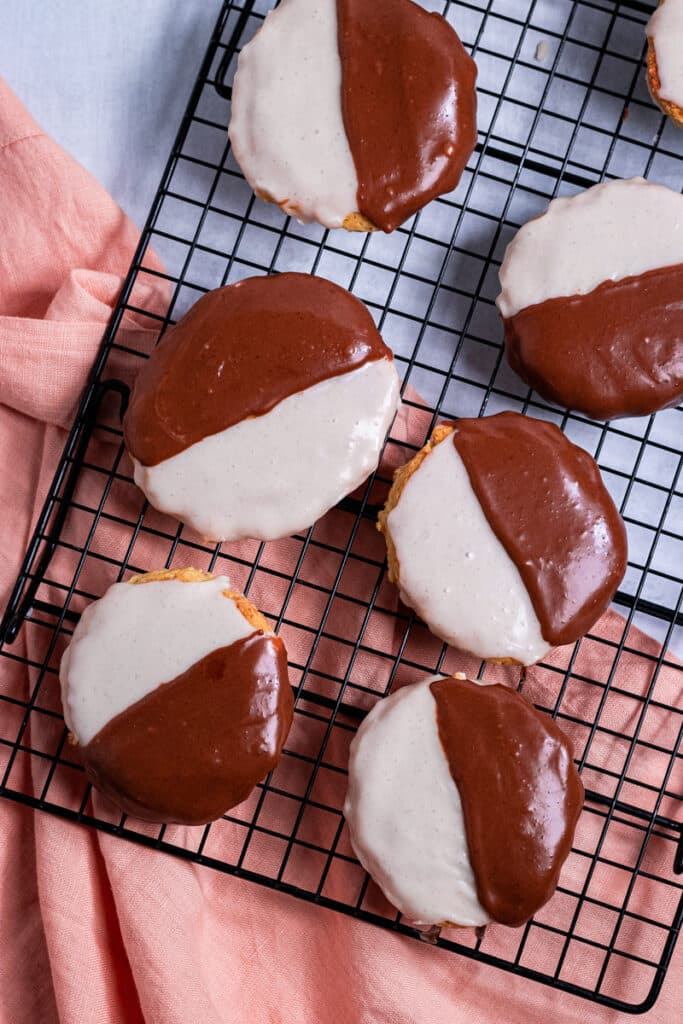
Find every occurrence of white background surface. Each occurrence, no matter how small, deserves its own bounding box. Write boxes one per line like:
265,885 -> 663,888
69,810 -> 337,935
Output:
0,0 -> 224,228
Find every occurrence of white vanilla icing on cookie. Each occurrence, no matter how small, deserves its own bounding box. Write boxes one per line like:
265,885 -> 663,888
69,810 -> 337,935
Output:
344,675 -> 489,927
497,178 -> 683,319
648,0 -> 683,108
60,576 -> 254,744
229,0 -> 358,227
133,359 -> 400,543
386,435 -> 548,665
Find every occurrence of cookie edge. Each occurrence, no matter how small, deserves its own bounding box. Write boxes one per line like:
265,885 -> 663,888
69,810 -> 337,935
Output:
647,33 -> 683,126
65,567 -> 271,748
377,424 -> 455,587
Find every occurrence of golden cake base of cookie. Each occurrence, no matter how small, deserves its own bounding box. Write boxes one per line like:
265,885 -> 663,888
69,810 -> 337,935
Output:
378,426 -> 519,667
342,211 -> 377,232
647,39 -> 683,127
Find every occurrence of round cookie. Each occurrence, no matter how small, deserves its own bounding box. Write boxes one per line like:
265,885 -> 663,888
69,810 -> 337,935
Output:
497,178 -> 683,420
345,674 -> 584,928
228,0 -> 477,233
59,568 -> 293,824
124,273 -> 400,542
378,413 -> 627,666
647,0 -> 683,126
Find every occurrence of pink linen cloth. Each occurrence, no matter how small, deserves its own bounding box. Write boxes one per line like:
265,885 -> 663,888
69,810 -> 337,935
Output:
0,76 -> 680,1024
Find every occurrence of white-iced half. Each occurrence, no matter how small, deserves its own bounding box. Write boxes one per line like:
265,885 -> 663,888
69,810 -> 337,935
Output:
387,435 -> 548,665
344,675 -> 490,928
133,359 -> 400,543
228,0 -> 359,228
648,0 -> 683,108
497,178 -> 683,319
60,576 -> 255,745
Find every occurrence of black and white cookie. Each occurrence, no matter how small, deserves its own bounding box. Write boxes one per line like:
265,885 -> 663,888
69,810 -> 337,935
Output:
60,569 -> 293,825
124,274 -> 400,543
647,1 -> 683,125
497,178 -> 683,420
345,674 -> 584,928
379,414 -> 627,666
229,0 -> 477,232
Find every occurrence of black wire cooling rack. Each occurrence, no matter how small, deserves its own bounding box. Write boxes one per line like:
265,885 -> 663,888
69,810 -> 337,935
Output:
1,0 -> 681,1013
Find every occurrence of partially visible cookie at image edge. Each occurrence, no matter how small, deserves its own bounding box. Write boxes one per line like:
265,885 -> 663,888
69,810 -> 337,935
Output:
228,0 -> 477,232
647,0 -> 683,126
497,178 -> 683,420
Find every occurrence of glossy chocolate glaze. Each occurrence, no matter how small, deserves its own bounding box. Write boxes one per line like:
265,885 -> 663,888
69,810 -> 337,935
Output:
504,264 -> 683,420
430,677 -> 584,927
337,0 -> 477,233
451,412 -> 627,646
81,633 -> 292,825
124,273 -> 391,466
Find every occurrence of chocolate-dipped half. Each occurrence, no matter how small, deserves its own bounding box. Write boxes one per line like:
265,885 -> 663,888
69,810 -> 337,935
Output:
497,178 -> 683,420
337,0 -> 477,232
229,0 -> 476,232
124,273 -> 400,542
344,675 -> 584,928
59,569 -> 293,825
378,413 -> 627,665
647,0 -> 683,126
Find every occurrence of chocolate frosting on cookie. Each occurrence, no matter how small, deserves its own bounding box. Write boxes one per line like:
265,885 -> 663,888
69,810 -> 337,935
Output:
430,676 -> 584,926
82,633 -> 292,825
124,273 -> 391,466
451,412 -> 627,646
504,264 -> 683,420
337,0 -> 477,232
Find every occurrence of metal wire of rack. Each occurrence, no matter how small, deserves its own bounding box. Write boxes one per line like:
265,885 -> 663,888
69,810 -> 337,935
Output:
0,0 -> 681,1014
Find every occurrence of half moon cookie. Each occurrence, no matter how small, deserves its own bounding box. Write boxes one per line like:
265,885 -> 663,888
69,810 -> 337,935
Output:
497,178 -> 683,420
124,273 -> 400,542
345,674 -> 584,928
378,413 -> 627,666
647,0 -> 683,125
59,568 -> 293,824
228,0 -> 477,232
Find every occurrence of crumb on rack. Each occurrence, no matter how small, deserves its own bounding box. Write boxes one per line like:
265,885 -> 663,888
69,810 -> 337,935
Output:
535,39 -> 550,63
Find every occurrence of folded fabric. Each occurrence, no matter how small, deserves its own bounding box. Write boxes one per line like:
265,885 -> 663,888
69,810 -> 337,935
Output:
0,75 -> 680,1024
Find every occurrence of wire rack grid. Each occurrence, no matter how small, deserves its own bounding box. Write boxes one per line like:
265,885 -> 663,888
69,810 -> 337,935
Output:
1,0 -> 682,1013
